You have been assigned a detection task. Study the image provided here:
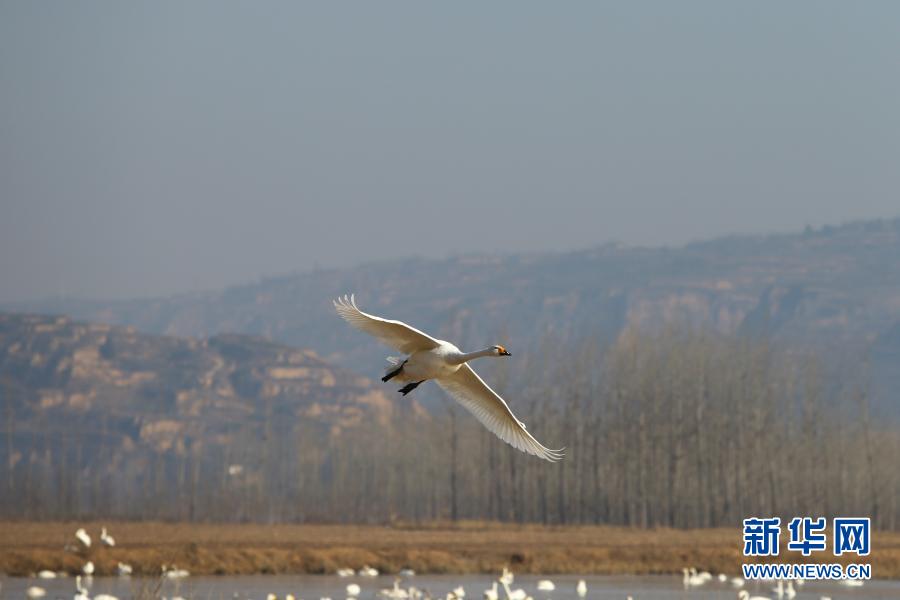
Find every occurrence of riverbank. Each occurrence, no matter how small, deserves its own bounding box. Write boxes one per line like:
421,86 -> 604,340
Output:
1,521 -> 898,579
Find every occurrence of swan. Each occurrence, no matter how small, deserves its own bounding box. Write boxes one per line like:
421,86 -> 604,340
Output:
738,592 -> 771,600
452,587 -> 465,598
839,579 -> 864,587
27,586 -> 47,599
75,528 -> 92,548
682,568 -> 706,588
718,573 -> 728,582
162,564 -> 190,579
784,581 -> 796,599
82,561 -> 95,576
117,562 -> 132,576
536,581 -> 555,592
334,295 -> 564,461
100,527 -> 115,547
499,568 -> 514,585
575,580 -> 586,597
731,577 -> 745,588
346,584 -> 361,597
38,570 -> 57,579
400,569 -> 416,577
73,575 -> 91,600
94,595 -> 118,600
336,568 -> 355,577
483,582 -> 499,600
379,579 -> 409,599
500,581 -> 526,600
359,565 -> 379,577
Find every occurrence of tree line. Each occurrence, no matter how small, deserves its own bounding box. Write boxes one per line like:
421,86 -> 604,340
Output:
2,325 -> 898,529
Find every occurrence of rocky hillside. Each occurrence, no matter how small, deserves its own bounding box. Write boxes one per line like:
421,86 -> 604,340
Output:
8,218 -> 900,415
0,312 -> 410,452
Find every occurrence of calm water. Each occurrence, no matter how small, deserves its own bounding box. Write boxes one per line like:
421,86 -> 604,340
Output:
2,574 -> 899,600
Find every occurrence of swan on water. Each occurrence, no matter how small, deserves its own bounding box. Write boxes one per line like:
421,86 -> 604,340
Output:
82,562 -> 95,576
346,584 -> 361,597
334,295 -> 564,461
536,581 -> 555,592
682,568 -> 706,588
483,582 -> 499,600
74,576 -> 90,600
379,579 -> 409,599
575,580 -> 586,597
500,581 -> 526,600
26,586 -> 46,599
738,591 -> 771,600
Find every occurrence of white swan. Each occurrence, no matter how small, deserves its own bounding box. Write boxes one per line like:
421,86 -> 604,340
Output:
37,570 -> 57,579
73,575 -> 91,600
346,584 -> 361,597
27,586 -> 47,599
75,528 -> 92,548
358,565 -> 379,577
100,527 -> 115,547
379,580 -> 409,599
336,568 -> 355,577
334,295 -> 564,461
731,577 -> 745,588
500,581 -> 526,600
499,568 -> 514,585
738,591 -> 771,600
682,568 -> 706,588
575,580 -> 586,597
839,579 -> 864,587
82,561 -> 95,576
117,562 -> 132,576
483,582 -> 499,600
536,581 -> 555,592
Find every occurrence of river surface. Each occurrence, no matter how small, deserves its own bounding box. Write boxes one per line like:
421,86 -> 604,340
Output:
2,574 -> 899,600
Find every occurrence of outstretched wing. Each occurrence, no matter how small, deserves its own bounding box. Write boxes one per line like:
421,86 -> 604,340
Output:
333,294 -> 441,354
436,364 -> 565,462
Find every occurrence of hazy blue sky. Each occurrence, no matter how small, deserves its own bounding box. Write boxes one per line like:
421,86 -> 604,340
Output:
2,2 -> 898,302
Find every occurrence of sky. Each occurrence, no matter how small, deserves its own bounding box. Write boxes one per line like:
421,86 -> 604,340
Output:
1,2 -> 899,302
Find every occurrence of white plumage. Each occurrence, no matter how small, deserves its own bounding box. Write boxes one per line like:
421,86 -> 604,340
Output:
333,295 -> 564,462
75,528 -> 91,548
100,527 -> 115,547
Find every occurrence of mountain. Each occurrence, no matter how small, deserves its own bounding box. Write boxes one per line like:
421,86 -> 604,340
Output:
0,312 -> 407,451
7,217 -> 900,415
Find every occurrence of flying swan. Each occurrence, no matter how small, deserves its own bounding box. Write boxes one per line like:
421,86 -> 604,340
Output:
333,294 -> 564,461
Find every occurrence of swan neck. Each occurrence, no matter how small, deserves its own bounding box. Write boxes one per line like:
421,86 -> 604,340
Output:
450,347 -> 494,365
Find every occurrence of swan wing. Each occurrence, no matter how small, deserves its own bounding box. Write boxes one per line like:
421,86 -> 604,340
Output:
333,294 -> 441,354
436,364 -> 564,462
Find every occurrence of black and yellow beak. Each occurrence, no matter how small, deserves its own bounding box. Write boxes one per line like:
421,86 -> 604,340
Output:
498,346 -> 510,356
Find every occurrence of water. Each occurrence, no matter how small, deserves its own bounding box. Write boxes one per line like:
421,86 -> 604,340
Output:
2,574 -> 899,600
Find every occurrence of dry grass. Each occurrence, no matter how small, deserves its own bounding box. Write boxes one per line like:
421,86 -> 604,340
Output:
1,521 -> 898,579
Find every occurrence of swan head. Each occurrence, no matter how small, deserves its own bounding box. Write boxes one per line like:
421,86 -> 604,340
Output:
492,345 -> 510,356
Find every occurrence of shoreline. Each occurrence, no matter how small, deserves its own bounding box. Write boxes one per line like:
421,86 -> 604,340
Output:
2,521 -> 898,579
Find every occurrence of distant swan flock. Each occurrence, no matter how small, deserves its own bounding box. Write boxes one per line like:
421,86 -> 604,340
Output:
334,295 -> 564,461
